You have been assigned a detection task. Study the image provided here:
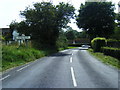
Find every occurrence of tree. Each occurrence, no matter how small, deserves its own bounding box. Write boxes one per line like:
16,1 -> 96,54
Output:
77,31 -> 88,38
65,27 -> 78,40
76,2 -> 115,39
56,30 -> 68,49
17,21 -> 30,35
111,13 -> 120,39
20,2 -> 75,49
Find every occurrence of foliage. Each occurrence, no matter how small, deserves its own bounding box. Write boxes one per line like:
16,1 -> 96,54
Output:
0,35 -> 5,41
106,39 -> 120,48
19,2 -> 75,49
16,21 -> 30,35
56,30 -> 68,49
9,21 -> 19,31
111,13 -> 120,39
76,2 -> 115,39
65,26 -> 86,40
101,47 -> 120,60
88,49 -> 120,69
77,31 -> 88,38
65,30 -> 76,40
2,45 -> 45,71
91,37 -> 106,52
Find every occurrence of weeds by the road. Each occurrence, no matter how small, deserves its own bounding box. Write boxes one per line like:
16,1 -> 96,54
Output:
2,45 -> 77,72
88,49 -> 120,69
2,45 -> 49,72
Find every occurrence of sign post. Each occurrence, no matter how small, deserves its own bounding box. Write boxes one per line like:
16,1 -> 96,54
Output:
15,36 -> 31,47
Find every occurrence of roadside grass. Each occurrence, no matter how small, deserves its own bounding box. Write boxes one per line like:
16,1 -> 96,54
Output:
2,45 -> 79,72
2,45 -> 76,72
59,47 -> 77,51
88,49 -> 120,69
2,45 -> 47,72
67,47 -> 77,49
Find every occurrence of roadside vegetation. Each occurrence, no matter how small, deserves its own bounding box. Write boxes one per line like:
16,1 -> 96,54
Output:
2,45 -> 58,72
77,1 -> 120,69
88,49 -> 120,69
89,37 -> 120,69
2,45 -> 44,71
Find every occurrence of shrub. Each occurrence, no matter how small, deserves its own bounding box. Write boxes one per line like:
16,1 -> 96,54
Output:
101,47 -> 120,60
91,37 -> 106,52
106,39 -> 120,48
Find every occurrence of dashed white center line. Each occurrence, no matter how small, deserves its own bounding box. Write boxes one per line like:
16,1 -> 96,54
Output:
70,57 -> 73,63
70,67 -> 77,87
72,53 -> 73,56
0,75 -> 10,81
17,65 -> 29,72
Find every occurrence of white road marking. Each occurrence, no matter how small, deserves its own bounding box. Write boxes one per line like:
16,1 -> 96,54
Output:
70,67 -> 77,87
70,57 -> 73,63
17,65 -> 29,72
72,53 -> 73,56
0,75 -> 10,81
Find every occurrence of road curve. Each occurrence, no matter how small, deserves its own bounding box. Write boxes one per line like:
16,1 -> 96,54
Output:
2,48 -> 119,88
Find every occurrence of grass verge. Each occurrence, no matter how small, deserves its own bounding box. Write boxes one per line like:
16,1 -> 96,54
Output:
88,49 -> 120,69
58,47 -> 77,51
2,45 -> 56,72
67,47 -> 77,49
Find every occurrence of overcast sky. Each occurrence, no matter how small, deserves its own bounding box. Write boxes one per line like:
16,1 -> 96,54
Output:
0,0 -> 119,31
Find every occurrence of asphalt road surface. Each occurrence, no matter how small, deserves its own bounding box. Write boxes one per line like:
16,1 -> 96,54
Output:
1,48 -> 119,88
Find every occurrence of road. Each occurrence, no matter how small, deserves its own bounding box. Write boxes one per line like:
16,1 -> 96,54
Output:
1,48 -> 119,88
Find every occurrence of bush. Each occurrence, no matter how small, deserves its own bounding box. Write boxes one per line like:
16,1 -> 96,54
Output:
101,47 -> 120,60
91,37 -> 106,52
106,39 -> 120,48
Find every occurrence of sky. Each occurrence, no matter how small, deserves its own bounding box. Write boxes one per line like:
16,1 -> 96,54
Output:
0,0 -> 119,32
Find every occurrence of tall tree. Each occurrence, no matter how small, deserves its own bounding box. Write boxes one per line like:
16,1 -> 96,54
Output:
65,27 -> 78,40
20,2 -> 75,49
111,12 -> 120,39
76,2 -> 115,39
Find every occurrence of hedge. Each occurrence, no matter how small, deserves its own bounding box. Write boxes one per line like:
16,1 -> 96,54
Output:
91,37 -> 106,52
101,47 -> 120,60
106,39 -> 120,48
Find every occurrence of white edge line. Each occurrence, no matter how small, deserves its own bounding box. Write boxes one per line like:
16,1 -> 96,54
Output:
70,57 -> 73,63
17,65 -> 29,71
71,67 -> 77,87
0,75 -> 10,81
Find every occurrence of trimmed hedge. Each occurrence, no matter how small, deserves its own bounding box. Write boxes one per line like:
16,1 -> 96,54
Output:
106,39 -> 120,48
101,47 -> 120,60
91,37 -> 106,52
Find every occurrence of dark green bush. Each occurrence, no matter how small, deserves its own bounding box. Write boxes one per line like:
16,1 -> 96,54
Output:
101,47 -> 120,60
106,39 -> 120,48
91,37 -> 106,52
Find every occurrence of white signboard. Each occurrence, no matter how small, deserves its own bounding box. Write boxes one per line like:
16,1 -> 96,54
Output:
16,36 -> 31,40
